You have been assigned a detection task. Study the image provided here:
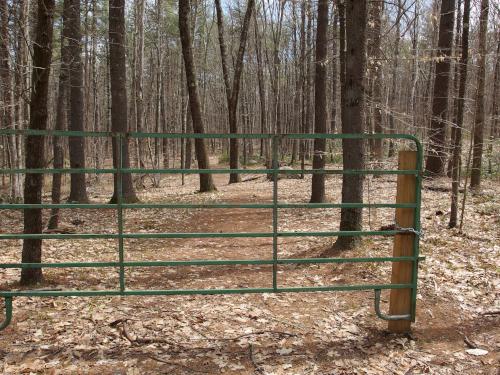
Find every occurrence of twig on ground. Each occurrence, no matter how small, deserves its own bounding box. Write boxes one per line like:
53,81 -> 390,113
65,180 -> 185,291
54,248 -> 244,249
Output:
242,176 -> 262,183
120,323 -> 136,344
167,329 -> 298,345
109,318 -> 129,327
148,355 -> 210,373
169,314 -> 210,339
216,330 -> 297,342
266,315 -> 309,331
464,336 -> 478,349
249,344 -> 264,374
482,310 -> 500,316
115,321 -> 170,345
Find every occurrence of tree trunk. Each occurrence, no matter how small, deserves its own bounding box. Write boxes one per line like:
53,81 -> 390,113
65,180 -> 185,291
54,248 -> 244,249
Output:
134,0 -> 145,169
470,0 -> 489,190
67,0 -> 89,203
90,0 -> 100,177
48,0 -> 72,230
109,0 -> 139,203
299,0 -> 307,175
254,10 -> 267,160
304,3 -> 313,159
388,0 -> 402,158
333,0 -> 368,251
310,0 -> 328,203
446,0 -> 462,177
367,0 -> 384,160
0,0 -> 22,199
21,0 -> 55,286
487,31 -> 500,174
14,0 -> 28,178
290,2 -> 300,165
338,0 -> 346,133
330,12 -> 338,135
425,0 -> 456,176
178,0 -> 216,192
214,0 -> 255,184
449,0 -> 470,228
410,0 -> 421,138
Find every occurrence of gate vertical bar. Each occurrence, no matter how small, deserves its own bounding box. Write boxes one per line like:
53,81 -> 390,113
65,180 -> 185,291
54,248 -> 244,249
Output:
0,297 -> 12,331
272,135 -> 279,291
117,134 -> 125,292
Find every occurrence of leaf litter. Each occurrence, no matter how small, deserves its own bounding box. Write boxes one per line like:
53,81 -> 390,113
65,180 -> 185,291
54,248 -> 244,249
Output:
0,171 -> 498,374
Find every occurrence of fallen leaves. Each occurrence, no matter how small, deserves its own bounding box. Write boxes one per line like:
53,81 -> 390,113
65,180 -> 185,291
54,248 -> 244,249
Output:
0,174 -> 499,373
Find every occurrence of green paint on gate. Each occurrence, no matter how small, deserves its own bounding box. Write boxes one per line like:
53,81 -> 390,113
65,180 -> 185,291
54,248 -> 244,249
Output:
0,130 -> 423,330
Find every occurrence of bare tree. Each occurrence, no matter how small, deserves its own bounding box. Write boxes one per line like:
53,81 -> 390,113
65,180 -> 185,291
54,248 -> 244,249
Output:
333,0 -> 368,251
449,0 -> 470,228
367,0 -> 384,160
21,0 -> 56,285
330,11 -> 339,135
253,9 -> 267,160
109,0 -> 139,203
67,0 -> 89,203
470,0 -> 489,189
388,0 -> 402,158
0,0 -> 22,199
48,0 -> 72,230
214,0 -> 255,184
133,0 -> 145,169
446,0 -> 463,178
337,0 -> 347,133
310,0 -> 328,203
488,30 -> 500,174
299,0 -> 308,174
425,0 -> 456,176
179,0 -> 216,192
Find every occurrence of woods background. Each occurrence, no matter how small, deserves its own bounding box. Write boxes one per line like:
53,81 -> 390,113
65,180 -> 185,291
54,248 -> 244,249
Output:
0,0 -> 499,216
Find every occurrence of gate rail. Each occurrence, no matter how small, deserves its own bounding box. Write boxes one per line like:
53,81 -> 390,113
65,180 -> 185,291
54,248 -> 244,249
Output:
0,130 -> 423,331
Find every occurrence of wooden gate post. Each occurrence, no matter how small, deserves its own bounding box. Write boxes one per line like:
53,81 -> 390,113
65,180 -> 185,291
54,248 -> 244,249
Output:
388,151 -> 417,333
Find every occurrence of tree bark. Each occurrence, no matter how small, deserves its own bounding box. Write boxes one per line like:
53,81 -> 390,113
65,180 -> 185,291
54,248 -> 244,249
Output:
446,0 -> 462,178
388,0 -> 402,158
253,10 -> 267,160
333,0 -> 368,251
449,0 -> 470,228
67,0 -> 89,203
367,0 -> 384,160
470,0 -> 489,189
21,0 -> 55,286
179,0 -> 216,192
337,0 -> 347,134
14,0 -> 28,174
0,0 -> 22,199
425,0 -> 455,176
310,0 -> 328,203
330,12 -> 339,135
487,31 -> 500,174
214,0 -> 255,184
109,0 -> 139,203
48,0 -> 72,230
134,0 -> 145,169
299,0 -> 307,175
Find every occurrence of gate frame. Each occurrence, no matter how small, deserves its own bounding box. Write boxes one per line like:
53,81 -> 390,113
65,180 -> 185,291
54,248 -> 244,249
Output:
0,130 -> 423,332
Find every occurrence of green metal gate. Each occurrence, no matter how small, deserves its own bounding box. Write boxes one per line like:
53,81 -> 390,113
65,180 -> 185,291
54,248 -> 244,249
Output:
0,130 -> 423,331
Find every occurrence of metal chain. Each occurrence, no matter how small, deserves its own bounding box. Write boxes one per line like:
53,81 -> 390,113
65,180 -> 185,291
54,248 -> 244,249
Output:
395,225 -> 423,238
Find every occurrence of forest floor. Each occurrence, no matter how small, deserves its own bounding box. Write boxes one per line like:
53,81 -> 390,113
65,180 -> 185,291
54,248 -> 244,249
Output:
0,160 -> 499,374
